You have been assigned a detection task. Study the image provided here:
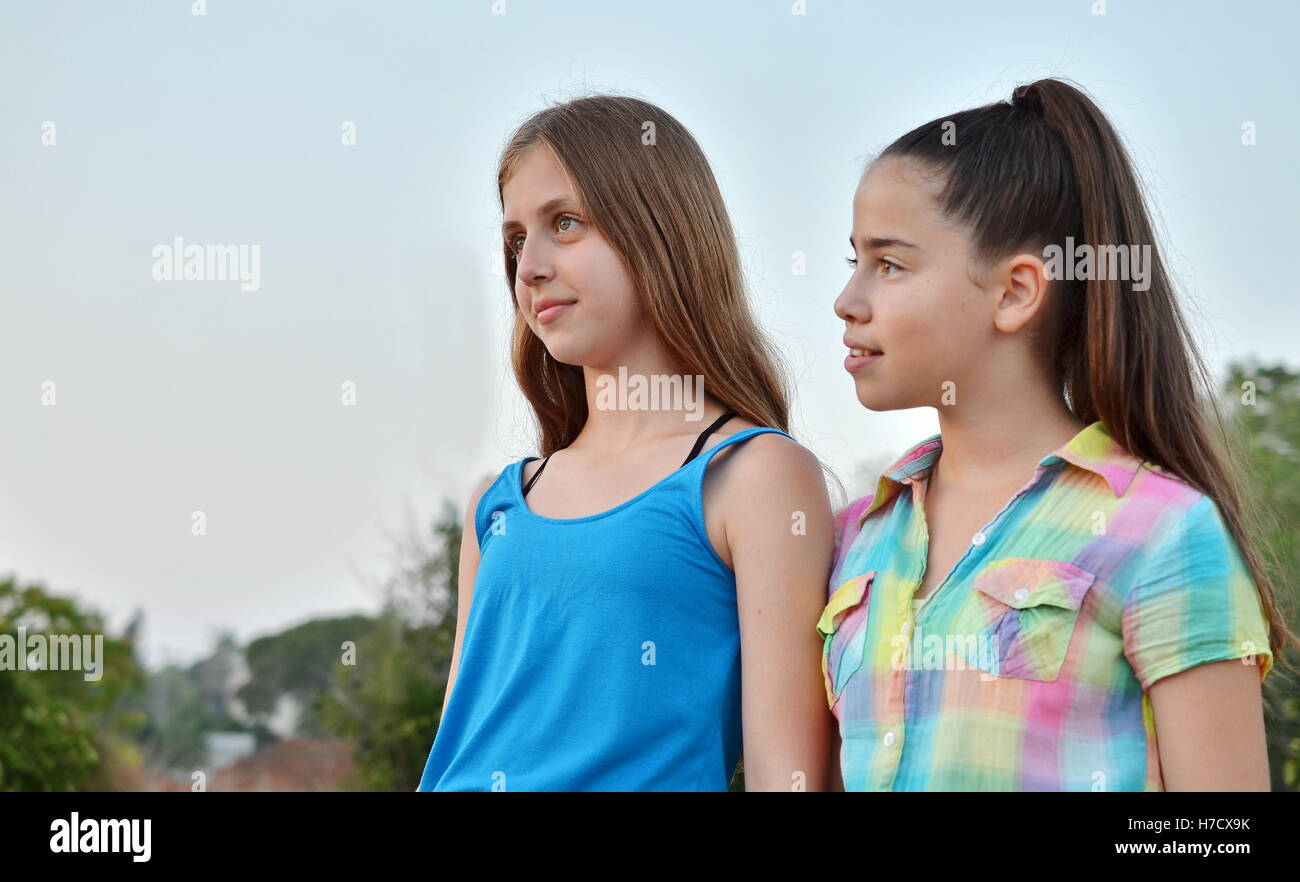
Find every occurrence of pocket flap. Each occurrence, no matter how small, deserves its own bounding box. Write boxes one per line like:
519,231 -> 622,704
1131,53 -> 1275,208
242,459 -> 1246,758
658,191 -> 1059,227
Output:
972,559 -> 1095,611
818,570 -> 876,638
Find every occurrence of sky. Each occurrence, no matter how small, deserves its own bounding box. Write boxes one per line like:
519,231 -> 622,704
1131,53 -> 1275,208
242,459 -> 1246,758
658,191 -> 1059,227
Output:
1,0 -> 1296,669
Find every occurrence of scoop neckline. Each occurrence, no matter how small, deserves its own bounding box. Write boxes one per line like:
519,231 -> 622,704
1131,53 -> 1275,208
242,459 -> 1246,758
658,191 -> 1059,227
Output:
511,426 -> 769,525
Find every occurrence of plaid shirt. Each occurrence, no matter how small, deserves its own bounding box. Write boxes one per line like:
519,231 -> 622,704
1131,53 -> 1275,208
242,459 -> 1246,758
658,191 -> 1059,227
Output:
821,421 -> 1274,791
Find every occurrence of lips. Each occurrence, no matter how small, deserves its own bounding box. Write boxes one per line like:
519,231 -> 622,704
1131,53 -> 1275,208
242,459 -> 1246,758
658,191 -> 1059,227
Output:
844,350 -> 882,374
843,336 -> 883,374
842,336 -> 883,357
534,297 -> 576,325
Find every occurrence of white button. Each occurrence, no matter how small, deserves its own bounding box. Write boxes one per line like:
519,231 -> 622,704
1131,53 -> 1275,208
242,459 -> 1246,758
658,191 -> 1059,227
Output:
971,531 -> 987,546
1013,587 -> 1030,602
883,731 -> 896,747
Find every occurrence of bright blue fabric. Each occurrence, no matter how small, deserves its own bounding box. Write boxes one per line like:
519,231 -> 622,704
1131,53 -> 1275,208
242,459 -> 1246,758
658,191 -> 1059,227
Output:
417,427 -> 791,791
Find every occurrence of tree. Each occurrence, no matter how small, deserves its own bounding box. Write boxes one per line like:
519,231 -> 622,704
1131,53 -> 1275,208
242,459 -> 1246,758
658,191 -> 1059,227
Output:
1222,361 -> 1300,790
317,500 -> 461,791
238,615 -> 377,737
0,577 -> 146,791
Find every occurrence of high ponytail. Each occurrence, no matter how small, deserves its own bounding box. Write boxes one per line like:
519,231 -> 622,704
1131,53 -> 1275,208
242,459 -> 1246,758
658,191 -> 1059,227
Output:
875,77 -> 1297,676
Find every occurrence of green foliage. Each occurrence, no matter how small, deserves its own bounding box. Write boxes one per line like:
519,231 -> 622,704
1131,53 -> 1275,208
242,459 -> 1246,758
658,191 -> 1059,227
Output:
238,615 -> 377,736
0,578 -> 146,791
1222,361 -> 1300,791
134,664 -> 208,772
317,500 -> 461,791
134,659 -> 274,775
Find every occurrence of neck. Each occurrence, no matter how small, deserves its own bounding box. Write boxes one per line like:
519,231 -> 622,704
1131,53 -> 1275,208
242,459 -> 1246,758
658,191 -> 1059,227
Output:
575,355 -> 721,450
931,372 -> 1085,495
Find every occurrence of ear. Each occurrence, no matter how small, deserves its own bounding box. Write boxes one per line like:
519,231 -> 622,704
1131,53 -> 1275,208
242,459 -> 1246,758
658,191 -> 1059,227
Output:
991,251 -> 1050,334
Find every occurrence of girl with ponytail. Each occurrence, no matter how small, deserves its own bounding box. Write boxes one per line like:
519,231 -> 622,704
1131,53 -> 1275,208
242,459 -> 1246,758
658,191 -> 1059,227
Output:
823,78 -> 1296,791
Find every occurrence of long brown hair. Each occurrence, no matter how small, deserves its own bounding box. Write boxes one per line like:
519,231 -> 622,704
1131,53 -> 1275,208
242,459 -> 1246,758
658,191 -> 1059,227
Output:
874,77 -> 1296,674
496,95 -> 790,456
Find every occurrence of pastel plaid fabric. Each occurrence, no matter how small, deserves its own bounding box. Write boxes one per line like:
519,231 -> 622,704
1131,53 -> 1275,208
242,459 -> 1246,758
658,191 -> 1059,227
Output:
822,421 -> 1274,791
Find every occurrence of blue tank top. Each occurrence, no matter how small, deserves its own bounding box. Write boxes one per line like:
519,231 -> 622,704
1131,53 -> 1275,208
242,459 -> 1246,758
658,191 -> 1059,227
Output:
417,426 -> 792,791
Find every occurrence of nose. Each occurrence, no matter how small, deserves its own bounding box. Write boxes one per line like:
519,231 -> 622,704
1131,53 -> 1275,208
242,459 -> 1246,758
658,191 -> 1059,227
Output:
834,274 -> 870,325
515,235 -> 555,289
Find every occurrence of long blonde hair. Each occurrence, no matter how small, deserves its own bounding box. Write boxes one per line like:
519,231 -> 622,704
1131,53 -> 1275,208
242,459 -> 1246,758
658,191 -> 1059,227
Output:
496,95 -> 790,456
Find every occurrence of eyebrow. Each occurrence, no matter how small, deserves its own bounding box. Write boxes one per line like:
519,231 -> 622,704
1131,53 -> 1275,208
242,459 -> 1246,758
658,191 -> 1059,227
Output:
502,196 -> 578,236
850,235 -> 921,252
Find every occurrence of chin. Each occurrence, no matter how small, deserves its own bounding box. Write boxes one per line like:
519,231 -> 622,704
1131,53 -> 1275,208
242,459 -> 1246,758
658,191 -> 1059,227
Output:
852,381 -> 908,413
540,335 -> 600,369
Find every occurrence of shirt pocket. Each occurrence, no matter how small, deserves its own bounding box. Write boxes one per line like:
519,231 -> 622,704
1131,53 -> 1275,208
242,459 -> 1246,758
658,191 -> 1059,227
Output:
816,570 -> 876,711
965,558 -> 1096,681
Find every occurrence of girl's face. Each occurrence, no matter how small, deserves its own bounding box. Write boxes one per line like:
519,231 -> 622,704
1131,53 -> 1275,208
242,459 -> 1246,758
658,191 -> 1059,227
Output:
501,144 -> 646,369
834,156 -> 996,412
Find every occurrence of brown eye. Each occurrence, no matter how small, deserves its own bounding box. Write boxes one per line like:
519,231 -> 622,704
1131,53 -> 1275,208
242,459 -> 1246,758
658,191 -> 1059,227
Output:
556,215 -> 581,233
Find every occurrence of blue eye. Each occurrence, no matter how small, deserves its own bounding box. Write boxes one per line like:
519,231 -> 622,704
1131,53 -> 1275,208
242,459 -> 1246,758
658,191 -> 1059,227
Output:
507,215 -> 581,256
845,256 -> 858,268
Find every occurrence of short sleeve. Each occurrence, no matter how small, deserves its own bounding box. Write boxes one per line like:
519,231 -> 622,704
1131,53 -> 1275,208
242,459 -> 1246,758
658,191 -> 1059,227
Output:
829,495 -> 875,592
1121,495 -> 1274,691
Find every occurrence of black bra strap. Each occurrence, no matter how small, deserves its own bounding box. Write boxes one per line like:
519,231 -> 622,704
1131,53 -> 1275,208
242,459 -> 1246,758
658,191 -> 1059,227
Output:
681,408 -> 739,466
524,408 -> 739,498
522,455 -> 550,498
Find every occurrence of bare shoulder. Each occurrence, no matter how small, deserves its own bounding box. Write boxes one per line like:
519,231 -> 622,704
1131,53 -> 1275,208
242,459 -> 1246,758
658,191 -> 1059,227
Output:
708,430 -> 834,568
719,424 -> 821,471
707,427 -> 829,502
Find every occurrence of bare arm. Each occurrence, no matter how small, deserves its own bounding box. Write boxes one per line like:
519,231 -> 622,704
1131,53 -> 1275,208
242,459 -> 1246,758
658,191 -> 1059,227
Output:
440,474 -> 495,719
1148,657 -> 1271,791
723,436 -> 836,791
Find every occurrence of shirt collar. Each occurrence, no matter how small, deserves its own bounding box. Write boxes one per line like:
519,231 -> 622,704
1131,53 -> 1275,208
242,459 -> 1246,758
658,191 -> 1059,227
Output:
856,421 -> 1143,528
